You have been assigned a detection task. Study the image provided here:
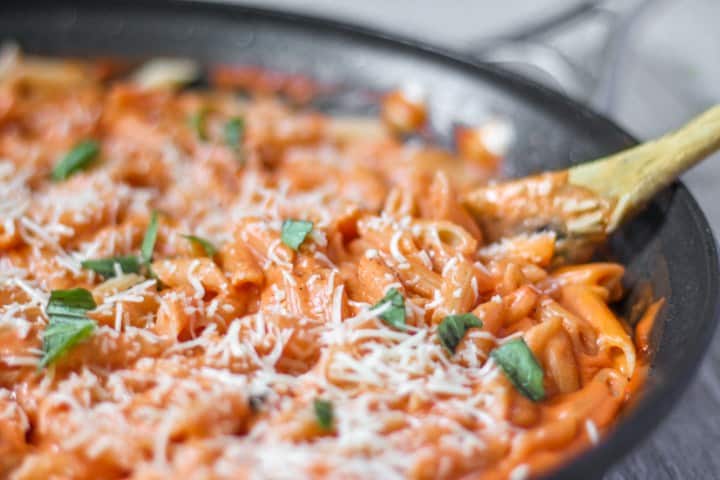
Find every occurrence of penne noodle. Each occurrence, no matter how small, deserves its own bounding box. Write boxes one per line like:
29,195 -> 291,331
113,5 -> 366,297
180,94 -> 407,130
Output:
560,284 -> 636,377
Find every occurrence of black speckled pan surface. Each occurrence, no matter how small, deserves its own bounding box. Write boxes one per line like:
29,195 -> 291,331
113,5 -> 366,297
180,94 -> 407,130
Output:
1,1 -> 718,479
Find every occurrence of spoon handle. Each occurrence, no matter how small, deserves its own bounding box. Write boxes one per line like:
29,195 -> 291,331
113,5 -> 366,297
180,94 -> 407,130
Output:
569,105 -> 720,232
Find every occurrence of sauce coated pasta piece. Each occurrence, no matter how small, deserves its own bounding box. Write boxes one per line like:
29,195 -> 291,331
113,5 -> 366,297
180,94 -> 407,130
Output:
218,241 -> 264,289
151,258 -> 228,296
560,284 -> 636,377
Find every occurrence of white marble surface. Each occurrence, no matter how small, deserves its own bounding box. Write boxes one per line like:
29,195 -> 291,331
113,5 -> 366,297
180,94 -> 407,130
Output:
229,1 -> 720,477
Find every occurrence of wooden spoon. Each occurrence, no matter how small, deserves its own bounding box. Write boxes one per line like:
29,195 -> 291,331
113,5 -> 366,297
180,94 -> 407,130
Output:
463,105 -> 720,258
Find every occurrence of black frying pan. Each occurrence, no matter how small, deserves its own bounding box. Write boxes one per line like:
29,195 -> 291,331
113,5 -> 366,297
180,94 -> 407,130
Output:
1,1 -> 718,479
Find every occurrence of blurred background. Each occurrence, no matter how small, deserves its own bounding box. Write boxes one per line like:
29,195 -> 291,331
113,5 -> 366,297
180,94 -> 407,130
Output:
225,0 -> 720,478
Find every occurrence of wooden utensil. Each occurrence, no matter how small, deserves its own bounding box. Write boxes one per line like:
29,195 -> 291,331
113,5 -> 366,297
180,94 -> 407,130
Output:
463,105 -> 720,254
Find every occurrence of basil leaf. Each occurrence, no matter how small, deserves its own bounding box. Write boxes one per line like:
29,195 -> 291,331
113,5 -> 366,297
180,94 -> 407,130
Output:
372,288 -> 405,330
40,317 -> 96,368
188,108 -> 208,141
46,288 -> 97,318
491,338 -> 546,402
224,117 -> 244,149
182,234 -> 217,257
81,256 -> 141,278
281,219 -> 313,251
51,140 -> 100,181
313,398 -> 333,430
141,211 -> 159,264
41,288 -> 97,368
438,313 -> 483,354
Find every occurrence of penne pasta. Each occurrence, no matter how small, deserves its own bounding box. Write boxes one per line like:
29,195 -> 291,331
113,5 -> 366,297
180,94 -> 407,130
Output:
152,258 -> 228,296
560,284 -> 636,377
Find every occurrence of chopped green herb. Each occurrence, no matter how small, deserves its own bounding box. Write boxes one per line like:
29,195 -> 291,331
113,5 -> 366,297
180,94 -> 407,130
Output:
313,398 -> 333,430
281,219 -> 313,251
41,288 -> 97,368
40,317 -> 96,368
438,313 -> 483,354
182,234 -> 217,257
224,117 -> 244,149
51,140 -> 100,181
141,211 -> 159,264
491,338 -> 545,402
372,288 -> 405,330
46,288 -> 97,318
81,256 -> 141,278
188,107 -> 208,141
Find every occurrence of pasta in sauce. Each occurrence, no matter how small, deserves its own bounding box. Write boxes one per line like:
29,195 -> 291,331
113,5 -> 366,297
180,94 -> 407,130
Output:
0,51 -> 655,480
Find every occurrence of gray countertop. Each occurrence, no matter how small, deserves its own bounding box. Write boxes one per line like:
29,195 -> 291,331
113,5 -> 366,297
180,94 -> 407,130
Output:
231,1 -> 720,477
